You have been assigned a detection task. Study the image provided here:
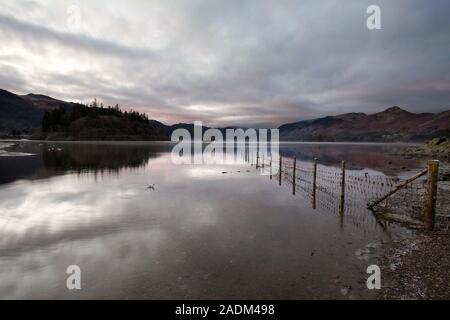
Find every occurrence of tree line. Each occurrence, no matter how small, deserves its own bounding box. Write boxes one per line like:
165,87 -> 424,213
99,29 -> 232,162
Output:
42,99 -> 151,133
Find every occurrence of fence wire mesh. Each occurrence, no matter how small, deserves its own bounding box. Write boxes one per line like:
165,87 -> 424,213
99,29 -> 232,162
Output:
248,154 -> 448,230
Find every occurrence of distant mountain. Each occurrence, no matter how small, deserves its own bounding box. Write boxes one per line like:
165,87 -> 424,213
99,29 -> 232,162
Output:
2,88 -> 449,141
279,107 -> 450,142
0,89 -> 43,135
163,124 -> 257,140
21,93 -> 78,112
0,89 -> 169,140
0,89 -> 82,137
167,123 -> 210,139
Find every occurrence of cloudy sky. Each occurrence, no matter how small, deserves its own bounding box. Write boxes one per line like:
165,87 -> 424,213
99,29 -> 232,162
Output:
0,0 -> 449,127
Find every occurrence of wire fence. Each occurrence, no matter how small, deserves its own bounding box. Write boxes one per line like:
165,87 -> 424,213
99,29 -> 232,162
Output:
243,151 -> 447,231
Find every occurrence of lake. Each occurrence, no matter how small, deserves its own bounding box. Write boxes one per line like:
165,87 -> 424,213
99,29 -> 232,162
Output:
0,141 -> 423,299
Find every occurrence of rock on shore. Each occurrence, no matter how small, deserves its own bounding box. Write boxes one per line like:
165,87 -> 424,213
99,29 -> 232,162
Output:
401,137 -> 450,159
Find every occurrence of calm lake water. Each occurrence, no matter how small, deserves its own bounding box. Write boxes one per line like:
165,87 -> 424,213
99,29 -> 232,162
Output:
0,141 -> 423,299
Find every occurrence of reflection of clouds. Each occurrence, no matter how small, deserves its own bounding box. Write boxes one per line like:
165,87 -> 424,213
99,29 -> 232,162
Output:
186,167 -> 248,180
0,177 -> 121,247
0,153 -> 390,299
187,168 -> 221,179
0,154 -> 228,298
0,156 -> 222,254
0,228 -> 166,299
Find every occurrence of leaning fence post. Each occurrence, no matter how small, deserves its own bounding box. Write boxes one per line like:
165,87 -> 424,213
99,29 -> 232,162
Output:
425,160 -> 439,230
293,156 -> 297,195
279,156 -> 282,186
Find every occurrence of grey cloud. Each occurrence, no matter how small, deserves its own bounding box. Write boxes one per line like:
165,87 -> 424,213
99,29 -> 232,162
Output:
0,0 -> 449,127
0,13 -> 156,59
0,64 -> 28,92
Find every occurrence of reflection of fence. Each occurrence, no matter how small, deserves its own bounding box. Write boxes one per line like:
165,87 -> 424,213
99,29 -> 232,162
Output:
245,151 -> 441,231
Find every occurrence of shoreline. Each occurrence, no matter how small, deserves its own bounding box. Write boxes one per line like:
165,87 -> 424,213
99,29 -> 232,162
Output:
0,138 -> 422,146
379,230 -> 450,299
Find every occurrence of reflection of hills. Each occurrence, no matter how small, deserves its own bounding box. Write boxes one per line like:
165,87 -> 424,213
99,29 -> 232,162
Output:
279,143 -> 422,174
0,153 -> 44,185
0,142 -> 166,185
42,143 -> 162,173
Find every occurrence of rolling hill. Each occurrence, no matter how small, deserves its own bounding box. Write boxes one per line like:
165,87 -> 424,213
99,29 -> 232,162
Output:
279,107 -> 450,142
1,88 -> 449,141
0,89 -> 80,137
0,89 -> 43,136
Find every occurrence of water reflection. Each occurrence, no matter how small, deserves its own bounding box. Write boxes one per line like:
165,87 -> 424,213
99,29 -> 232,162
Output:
41,143 -> 160,173
0,142 -> 171,184
0,142 -> 414,299
279,142 -> 423,174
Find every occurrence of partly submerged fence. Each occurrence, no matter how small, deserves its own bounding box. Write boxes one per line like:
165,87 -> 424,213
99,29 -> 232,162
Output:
246,152 -> 442,231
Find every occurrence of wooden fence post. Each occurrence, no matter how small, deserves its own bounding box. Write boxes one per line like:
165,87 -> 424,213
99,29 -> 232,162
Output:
341,160 -> 346,200
256,152 -> 259,169
340,160 -> 346,223
313,158 -> 317,191
279,156 -> 282,186
270,155 -> 273,180
425,160 -> 439,230
312,158 -> 317,209
293,156 -> 297,195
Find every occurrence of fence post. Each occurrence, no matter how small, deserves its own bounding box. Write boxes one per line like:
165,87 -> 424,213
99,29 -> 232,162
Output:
313,158 -> 317,191
279,156 -> 282,186
341,160 -> 346,200
270,155 -> 273,180
256,152 -> 259,169
312,158 -> 317,209
293,156 -> 297,195
340,160 -> 346,223
424,160 -> 439,230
